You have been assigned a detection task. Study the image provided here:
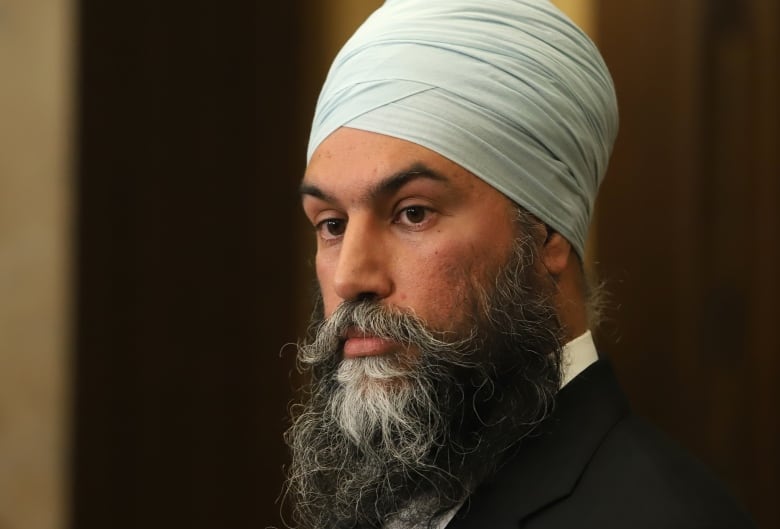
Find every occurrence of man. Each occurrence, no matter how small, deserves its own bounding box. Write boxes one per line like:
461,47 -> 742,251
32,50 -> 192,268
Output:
284,1 -> 756,528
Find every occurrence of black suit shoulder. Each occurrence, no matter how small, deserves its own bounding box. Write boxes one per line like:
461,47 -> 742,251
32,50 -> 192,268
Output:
525,412 -> 755,529
449,361 -> 756,529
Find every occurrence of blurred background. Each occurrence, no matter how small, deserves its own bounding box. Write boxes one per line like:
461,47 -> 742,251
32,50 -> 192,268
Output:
0,0 -> 776,528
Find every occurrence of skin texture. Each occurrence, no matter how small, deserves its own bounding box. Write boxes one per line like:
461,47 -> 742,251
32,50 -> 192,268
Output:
301,127 -> 587,353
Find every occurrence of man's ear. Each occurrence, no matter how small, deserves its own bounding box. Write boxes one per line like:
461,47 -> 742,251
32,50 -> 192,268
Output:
541,232 -> 572,277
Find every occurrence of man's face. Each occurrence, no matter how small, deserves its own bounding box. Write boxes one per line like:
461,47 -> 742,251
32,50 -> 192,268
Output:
302,127 -> 519,354
290,126 -> 563,529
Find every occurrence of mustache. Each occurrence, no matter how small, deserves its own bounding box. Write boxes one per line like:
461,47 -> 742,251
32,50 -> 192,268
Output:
298,300 -> 476,367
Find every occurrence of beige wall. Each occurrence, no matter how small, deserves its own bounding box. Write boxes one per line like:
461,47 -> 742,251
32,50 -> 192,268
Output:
0,0 -> 71,528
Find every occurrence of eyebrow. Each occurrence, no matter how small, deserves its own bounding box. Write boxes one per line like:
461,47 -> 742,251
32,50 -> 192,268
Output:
299,163 -> 450,204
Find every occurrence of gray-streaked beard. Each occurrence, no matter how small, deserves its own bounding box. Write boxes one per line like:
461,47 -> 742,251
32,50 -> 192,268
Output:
284,238 -> 564,529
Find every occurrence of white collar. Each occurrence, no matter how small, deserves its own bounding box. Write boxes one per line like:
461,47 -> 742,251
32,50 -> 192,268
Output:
560,330 -> 598,388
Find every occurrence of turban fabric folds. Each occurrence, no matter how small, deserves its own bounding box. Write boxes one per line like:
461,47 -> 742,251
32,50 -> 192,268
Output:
307,0 -> 619,258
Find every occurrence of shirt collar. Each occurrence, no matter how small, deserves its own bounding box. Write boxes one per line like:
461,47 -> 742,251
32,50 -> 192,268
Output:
560,330 -> 598,388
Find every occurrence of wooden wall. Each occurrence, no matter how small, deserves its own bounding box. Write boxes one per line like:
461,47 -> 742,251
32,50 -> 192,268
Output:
595,1 -> 778,527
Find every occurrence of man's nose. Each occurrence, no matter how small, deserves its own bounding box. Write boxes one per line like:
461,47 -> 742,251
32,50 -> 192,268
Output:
332,219 -> 393,302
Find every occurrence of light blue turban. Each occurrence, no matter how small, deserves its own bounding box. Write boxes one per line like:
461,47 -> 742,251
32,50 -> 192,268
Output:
307,0 -> 619,258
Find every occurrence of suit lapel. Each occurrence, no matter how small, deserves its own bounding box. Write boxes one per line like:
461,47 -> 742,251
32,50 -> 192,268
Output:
446,360 -> 630,529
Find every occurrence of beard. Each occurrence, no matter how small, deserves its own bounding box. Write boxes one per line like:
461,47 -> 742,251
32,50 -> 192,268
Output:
284,236 -> 564,529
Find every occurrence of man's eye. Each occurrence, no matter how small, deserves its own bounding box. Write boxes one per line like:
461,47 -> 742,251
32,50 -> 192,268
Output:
316,218 -> 346,239
396,206 -> 430,226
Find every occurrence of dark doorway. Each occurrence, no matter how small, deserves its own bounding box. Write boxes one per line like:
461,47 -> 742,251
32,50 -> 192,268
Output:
72,3 -> 305,528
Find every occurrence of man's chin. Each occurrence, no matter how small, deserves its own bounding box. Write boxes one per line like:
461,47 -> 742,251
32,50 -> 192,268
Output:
336,356 -> 416,395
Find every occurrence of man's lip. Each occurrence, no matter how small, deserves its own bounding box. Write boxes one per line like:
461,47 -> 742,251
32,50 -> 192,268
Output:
341,329 -> 397,358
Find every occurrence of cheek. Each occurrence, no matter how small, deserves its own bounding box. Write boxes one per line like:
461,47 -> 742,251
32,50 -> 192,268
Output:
315,253 -> 339,317
398,242 -> 488,331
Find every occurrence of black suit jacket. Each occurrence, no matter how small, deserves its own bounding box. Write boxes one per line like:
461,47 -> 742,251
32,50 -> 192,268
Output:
448,360 -> 755,529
